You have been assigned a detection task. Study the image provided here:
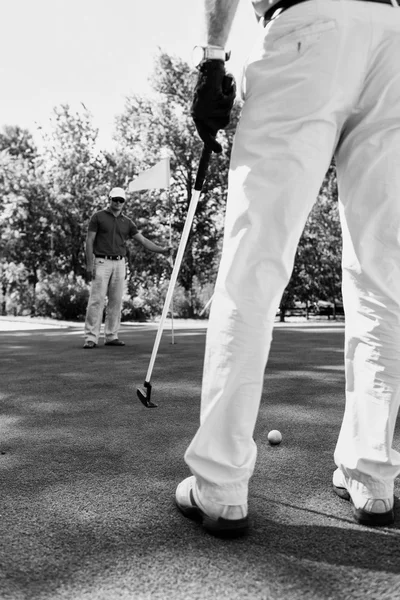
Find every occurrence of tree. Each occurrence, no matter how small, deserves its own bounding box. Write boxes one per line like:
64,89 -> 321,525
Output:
41,104 -> 113,277
0,51 -> 343,321
0,151 -> 53,314
279,161 -> 342,321
0,125 -> 38,162
0,109 -> 117,315
113,51 -> 238,316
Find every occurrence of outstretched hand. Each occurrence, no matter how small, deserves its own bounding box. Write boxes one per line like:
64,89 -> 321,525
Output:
191,60 -> 236,153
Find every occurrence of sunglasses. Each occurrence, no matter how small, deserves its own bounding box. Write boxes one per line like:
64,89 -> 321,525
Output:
112,197 -> 125,204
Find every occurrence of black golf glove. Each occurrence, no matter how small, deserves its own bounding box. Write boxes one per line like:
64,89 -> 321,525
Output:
191,60 -> 236,153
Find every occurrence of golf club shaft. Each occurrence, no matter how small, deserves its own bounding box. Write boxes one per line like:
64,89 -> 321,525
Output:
194,146 -> 212,191
199,293 -> 214,317
144,147 -> 211,383
144,187 -> 201,381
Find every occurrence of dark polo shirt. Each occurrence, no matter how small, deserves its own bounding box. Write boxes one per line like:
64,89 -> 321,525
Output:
88,208 -> 138,257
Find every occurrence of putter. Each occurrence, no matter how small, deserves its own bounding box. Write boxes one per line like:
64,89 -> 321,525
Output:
137,146 -> 212,408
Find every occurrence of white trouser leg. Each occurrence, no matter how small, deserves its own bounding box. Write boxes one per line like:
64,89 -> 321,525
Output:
185,0 -> 400,506
104,259 -> 125,342
84,258 -> 112,343
185,1 -> 355,505
334,14 -> 400,501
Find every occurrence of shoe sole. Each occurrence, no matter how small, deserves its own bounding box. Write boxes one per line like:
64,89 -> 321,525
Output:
333,485 -> 395,526
176,498 -> 249,538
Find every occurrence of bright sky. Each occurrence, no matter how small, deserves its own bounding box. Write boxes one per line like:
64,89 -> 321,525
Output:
1,0 -> 259,150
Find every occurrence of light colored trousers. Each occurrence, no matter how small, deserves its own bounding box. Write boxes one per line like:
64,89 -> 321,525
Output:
185,0 -> 400,505
84,257 -> 125,343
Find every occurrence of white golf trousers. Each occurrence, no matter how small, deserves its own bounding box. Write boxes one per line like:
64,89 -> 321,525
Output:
185,0 -> 400,505
84,257 -> 125,343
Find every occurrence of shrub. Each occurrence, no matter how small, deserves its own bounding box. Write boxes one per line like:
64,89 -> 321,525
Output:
121,295 -> 150,322
122,279 -> 181,321
1,262 -> 33,316
122,276 -> 214,320
32,273 -> 215,322
36,273 -> 89,321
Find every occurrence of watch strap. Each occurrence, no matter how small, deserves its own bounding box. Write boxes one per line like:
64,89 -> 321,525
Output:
203,45 -> 228,61
193,45 -> 231,67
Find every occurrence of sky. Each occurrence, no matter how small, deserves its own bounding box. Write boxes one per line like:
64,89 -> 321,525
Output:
1,0 -> 259,150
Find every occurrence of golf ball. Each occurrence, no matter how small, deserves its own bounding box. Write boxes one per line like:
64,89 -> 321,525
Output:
268,430 -> 282,445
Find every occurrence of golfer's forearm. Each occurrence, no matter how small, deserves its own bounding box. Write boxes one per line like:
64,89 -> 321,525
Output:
143,240 -> 165,253
85,241 -> 94,267
205,0 -> 240,47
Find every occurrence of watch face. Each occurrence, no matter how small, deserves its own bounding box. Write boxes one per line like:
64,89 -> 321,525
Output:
192,45 -> 205,68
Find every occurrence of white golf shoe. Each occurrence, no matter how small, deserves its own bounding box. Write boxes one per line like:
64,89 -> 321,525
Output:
175,476 -> 249,537
333,468 -> 394,526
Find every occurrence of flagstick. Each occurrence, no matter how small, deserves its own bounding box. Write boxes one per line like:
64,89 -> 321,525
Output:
168,190 -> 175,345
128,157 -> 174,340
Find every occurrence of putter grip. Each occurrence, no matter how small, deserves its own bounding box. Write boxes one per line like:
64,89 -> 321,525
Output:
194,146 -> 212,191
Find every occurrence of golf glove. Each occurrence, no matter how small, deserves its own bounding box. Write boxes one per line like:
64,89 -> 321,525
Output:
191,60 -> 236,153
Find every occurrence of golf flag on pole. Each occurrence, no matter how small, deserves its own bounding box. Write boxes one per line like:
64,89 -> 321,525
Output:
128,157 -> 170,192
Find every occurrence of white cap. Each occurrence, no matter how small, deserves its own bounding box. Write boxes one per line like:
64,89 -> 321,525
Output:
109,187 -> 126,200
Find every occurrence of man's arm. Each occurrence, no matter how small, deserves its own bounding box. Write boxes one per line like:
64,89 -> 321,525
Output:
205,0 -> 241,47
191,1 -> 239,153
85,231 -> 97,282
133,232 -> 171,255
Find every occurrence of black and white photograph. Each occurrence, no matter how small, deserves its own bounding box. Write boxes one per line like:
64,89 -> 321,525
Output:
1,1 -> 400,599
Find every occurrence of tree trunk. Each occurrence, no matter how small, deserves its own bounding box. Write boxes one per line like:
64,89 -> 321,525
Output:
30,268 -> 38,317
1,284 -> 6,316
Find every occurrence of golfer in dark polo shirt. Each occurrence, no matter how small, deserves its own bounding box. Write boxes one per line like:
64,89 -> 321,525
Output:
83,186 -> 171,349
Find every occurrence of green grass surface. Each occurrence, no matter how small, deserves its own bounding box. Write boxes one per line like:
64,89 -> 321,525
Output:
1,320 -> 400,600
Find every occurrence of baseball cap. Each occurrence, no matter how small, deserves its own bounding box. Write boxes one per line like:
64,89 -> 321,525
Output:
109,187 -> 126,200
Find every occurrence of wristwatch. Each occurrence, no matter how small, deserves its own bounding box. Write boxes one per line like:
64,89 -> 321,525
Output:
193,45 -> 231,68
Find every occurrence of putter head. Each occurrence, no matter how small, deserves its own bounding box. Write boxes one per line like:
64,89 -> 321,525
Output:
137,381 -> 158,408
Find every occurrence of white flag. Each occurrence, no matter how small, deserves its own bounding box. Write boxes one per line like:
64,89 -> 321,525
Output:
128,158 -> 170,192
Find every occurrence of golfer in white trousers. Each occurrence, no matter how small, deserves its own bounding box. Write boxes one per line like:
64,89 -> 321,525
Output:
176,0 -> 400,536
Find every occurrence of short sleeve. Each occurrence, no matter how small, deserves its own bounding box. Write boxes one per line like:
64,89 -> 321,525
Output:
88,213 -> 99,233
129,219 -> 139,237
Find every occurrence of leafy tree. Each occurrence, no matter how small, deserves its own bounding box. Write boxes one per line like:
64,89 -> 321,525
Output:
41,104 -> 114,277
0,125 -> 38,161
306,161 -> 342,310
0,51 -> 343,322
113,51 -> 237,316
279,161 -> 342,321
0,151 -> 53,314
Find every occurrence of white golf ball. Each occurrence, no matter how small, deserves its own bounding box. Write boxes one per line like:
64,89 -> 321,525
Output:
268,429 -> 282,445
